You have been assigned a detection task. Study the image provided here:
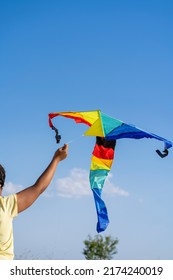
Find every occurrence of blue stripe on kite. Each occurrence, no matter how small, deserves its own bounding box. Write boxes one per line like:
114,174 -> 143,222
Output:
106,124 -> 173,150
92,188 -> 109,233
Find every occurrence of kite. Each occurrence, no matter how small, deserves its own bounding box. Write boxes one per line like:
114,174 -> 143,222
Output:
48,110 -> 172,232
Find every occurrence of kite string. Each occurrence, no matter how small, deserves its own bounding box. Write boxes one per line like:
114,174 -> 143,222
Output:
66,134 -> 84,145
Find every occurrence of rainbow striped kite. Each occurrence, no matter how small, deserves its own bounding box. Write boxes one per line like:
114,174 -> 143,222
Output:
48,110 -> 172,232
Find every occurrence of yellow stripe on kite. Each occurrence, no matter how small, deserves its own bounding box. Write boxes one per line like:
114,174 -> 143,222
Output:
90,155 -> 113,170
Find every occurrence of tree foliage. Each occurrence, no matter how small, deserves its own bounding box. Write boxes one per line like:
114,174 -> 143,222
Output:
82,235 -> 119,260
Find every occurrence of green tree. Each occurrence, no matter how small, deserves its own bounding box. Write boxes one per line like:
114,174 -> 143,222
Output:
82,235 -> 119,260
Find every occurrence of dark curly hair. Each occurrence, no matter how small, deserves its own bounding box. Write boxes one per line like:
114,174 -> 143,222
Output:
0,164 -> 6,188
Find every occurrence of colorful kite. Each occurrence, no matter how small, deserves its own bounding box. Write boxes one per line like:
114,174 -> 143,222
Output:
48,110 -> 172,232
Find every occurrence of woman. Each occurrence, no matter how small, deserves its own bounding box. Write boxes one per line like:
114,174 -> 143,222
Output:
0,144 -> 68,260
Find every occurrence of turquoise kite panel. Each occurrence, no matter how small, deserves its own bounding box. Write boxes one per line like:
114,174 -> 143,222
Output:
101,113 -> 123,136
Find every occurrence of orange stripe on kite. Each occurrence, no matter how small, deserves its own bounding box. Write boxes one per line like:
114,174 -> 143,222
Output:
48,112 -> 97,127
90,155 -> 113,170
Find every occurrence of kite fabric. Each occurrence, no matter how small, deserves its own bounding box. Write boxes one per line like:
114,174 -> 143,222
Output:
48,110 -> 172,232
90,137 -> 116,232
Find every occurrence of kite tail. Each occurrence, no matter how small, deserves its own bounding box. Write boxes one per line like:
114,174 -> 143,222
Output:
92,188 -> 109,233
89,137 -> 116,233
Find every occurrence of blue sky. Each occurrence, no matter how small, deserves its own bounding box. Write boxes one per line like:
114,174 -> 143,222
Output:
0,0 -> 173,259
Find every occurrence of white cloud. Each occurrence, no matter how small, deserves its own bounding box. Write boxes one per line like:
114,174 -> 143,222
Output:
53,168 -> 129,198
3,169 -> 129,199
104,173 -> 129,196
3,182 -> 23,195
55,168 -> 90,198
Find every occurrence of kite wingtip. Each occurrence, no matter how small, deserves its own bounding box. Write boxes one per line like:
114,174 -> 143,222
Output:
156,149 -> 169,158
52,125 -> 61,144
